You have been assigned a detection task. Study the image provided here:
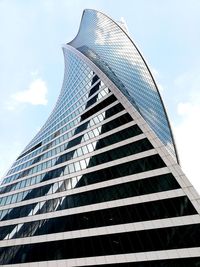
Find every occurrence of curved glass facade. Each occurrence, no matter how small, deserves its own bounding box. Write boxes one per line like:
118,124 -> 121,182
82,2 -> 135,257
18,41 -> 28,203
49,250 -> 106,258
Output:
0,9 -> 200,267
69,9 -> 178,162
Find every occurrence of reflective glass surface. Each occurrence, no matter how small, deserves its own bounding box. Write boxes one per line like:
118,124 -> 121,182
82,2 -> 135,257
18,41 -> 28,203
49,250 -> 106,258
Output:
69,9 -> 178,161
0,196 -> 196,241
1,223 -> 200,264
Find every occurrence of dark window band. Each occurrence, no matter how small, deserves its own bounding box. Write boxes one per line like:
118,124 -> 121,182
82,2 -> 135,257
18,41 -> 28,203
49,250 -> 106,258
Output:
0,196 -> 196,240
1,170 -> 179,221
0,124 -> 143,206
81,94 -> 117,120
1,223 -> 200,264
3,101 -> 126,185
9,112 -> 133,182
0,123 -> 140,196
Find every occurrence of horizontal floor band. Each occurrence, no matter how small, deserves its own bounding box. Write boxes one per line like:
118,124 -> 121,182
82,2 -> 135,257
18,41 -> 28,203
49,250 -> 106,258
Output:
0,187 -> 184,227
0,132 -> 145,199
0,149 -> 157,211
0,193 -> 193,247
0,107 -> 127,188
2,246 -> 200,267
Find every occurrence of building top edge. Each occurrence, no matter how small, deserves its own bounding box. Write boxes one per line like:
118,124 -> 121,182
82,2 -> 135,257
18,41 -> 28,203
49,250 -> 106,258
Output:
67,9 -> 179,164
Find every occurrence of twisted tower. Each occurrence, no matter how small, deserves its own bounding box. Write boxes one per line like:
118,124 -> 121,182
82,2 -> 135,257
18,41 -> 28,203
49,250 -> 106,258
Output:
0,9 -> 200,266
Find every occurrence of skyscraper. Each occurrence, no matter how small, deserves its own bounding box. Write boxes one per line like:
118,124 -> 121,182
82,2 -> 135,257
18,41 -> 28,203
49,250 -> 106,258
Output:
0,8 -> 200,266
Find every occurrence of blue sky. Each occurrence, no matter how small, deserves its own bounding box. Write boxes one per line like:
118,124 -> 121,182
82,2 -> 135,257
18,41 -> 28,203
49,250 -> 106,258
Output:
0,0 -> 200,192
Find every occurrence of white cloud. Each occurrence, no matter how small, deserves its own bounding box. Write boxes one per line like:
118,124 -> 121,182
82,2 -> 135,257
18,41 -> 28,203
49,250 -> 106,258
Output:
4,78 -> 48,111
174,91 -> 200,194
12,78 -> 48,106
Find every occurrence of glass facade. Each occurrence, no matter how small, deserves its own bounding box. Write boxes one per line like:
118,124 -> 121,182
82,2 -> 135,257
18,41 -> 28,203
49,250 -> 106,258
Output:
69,9 -> 179,162
0,9 -> 199,267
